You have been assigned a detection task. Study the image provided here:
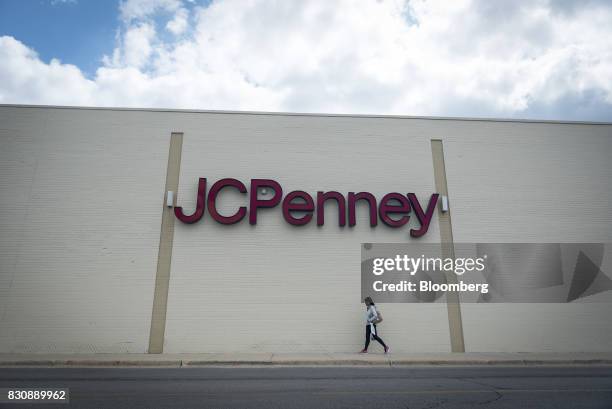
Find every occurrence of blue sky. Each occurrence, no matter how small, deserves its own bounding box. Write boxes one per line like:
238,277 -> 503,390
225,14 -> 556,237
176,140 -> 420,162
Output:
0,0 -> 118,76
0,0 -> 611,121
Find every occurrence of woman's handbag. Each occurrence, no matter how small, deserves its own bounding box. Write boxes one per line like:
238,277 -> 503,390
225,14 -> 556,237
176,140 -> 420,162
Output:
373,308 -> 383,324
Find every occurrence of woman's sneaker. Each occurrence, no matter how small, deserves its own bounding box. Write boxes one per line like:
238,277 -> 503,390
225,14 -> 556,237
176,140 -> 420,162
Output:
384,346 -> 390,354
359,349 -> 368,353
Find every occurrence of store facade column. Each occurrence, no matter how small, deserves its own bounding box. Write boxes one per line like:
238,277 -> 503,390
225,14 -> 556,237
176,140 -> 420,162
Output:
149,132 -> 183,353
431,139 -> 466,353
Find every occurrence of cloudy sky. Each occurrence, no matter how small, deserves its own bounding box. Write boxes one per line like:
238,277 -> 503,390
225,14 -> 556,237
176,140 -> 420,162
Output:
1,0 -> 611,120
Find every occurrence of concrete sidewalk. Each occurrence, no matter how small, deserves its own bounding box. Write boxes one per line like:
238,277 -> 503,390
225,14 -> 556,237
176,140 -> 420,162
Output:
1,352 -> 611,367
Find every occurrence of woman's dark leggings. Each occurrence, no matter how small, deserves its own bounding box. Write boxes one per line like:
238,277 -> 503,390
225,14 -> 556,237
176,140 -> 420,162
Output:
364,324 -> 387,350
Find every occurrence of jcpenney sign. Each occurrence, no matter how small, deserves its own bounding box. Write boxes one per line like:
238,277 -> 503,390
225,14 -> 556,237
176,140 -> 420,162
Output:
175,178 -> 439,237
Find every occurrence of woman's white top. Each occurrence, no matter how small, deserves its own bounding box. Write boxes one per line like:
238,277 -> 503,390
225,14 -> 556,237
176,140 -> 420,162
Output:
365,305 -> 379,324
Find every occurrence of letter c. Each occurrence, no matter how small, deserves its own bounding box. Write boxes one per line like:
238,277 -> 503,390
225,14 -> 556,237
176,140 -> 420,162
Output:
207,178 -> 247,224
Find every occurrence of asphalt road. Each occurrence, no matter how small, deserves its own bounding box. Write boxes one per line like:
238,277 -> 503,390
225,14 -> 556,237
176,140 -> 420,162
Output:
1,366 -> 611,409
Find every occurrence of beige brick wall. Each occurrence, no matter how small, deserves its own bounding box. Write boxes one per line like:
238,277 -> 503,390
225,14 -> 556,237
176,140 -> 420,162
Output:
0,107 -> 170,352
443,127 -> 612,352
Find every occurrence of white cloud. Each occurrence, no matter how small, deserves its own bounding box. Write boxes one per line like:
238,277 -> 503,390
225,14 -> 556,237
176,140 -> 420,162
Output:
1,0 -> 611,120
166,7 -> 189,35
122,23 -> 156,68
119,0 -> 182,22
0,36 -> 95,105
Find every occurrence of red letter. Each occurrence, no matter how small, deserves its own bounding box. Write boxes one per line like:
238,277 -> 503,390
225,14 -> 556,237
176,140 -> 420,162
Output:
348,192 -> 377,227
316,191 -> 346,226
249,179 -> 283,224
379,193 -> 410,227
207,178 -> 247,224
408,193 -> 438,237
175,178 -> 206,224
282,190 -> 314,225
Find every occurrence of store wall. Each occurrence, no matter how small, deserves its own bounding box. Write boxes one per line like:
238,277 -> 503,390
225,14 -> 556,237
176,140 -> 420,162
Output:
0,107 -> 170,352
444,128 -> 612,352
0,105 -> 610,353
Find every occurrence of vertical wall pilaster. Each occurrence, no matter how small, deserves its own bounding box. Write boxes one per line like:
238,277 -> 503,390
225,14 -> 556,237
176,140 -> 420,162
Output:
431,139 -> 466,353
149,132 -> 183,353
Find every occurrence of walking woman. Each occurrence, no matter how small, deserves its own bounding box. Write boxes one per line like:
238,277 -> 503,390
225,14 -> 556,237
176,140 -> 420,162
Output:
360,296 -> 390,354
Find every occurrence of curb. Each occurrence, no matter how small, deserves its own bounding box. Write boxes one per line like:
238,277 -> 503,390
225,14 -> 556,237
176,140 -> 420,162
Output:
0,360 -> 183,367
1,358 -> 612,367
